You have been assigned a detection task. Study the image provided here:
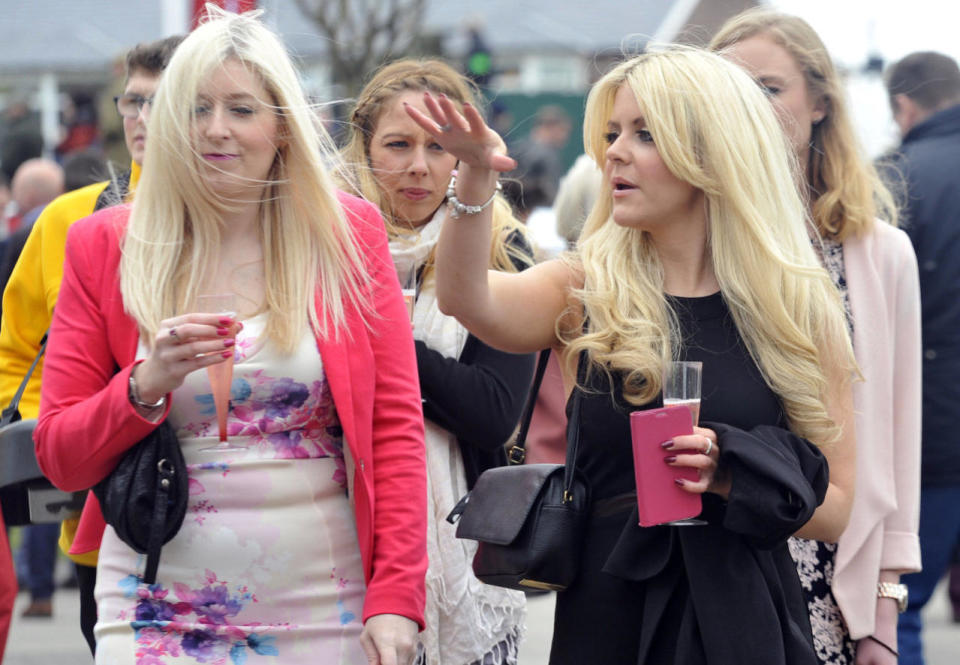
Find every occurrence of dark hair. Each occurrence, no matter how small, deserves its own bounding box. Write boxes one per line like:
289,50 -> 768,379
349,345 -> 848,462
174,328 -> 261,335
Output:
886,51 -> 960,112
125,34 -> 186,79
63,150 -> 109,191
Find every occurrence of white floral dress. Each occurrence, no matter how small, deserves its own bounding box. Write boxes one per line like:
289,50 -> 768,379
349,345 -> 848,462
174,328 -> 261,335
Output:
788,237 -> 856,665
94,315 -> 368,665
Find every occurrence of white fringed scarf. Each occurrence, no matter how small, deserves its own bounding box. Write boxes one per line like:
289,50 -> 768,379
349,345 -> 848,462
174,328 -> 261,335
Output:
390,209 -> 526,665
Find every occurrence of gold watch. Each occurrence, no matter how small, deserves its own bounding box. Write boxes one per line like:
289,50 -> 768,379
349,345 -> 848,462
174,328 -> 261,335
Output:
877,582 -> 908,613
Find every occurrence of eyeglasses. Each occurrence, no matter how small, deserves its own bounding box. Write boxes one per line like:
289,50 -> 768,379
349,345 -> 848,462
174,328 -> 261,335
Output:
114,93 -> 153,118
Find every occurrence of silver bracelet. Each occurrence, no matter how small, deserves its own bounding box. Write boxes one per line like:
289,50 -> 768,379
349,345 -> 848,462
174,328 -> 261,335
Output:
128,372 -> 166,410
445,170 -> 501,219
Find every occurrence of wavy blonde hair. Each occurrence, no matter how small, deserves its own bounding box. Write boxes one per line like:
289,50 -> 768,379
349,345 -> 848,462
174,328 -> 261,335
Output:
568,48 -> 855,445
338,58 -> 530,278
120,7 -> 367,349
710,8 -> 898,239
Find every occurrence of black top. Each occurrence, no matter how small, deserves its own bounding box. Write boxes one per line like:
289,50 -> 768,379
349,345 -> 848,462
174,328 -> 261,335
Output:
576,292 -> 786,500
880,104 -> 960,486
550,293 -> 828,665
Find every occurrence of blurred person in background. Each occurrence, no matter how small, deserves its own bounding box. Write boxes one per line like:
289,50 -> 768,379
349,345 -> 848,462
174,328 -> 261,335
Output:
712,10 -> 922,665
881,49 -> 960,665
0,33 -> 184,655
340,57 -> 533,665
553,153 -> 602,250
5,158 -> 64,235
511,105 -> 572,208
0,98 -> 43,185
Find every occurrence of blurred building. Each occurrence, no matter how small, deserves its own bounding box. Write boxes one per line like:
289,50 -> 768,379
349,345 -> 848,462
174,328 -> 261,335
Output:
0,0 -> 760,163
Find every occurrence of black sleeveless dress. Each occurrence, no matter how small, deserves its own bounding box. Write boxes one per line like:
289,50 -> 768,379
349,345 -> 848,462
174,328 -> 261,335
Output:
549,293 -> 828,665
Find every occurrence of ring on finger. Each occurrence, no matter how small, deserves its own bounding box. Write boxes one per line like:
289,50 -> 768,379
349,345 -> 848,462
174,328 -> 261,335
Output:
703,438 -> 713,456
438,123 -> 452,132
169,327 -> 179,341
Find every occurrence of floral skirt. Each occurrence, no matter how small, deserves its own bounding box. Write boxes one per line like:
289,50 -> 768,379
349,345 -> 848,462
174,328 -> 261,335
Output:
788,537 -> 856,665
94,454 -> 367,665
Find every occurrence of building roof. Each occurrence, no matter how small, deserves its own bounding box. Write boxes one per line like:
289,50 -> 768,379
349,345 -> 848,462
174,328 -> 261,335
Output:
1,0 -> 697,75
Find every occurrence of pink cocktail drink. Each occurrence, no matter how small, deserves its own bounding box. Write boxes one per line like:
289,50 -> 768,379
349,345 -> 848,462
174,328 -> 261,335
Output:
208,352 -> 234,442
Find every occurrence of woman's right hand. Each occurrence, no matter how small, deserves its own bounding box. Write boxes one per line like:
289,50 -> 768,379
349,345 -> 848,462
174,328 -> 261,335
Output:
132,313 -> 241,404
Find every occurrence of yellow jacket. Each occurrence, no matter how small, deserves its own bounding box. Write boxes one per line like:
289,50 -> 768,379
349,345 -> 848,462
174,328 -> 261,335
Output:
0,162 -> 140,566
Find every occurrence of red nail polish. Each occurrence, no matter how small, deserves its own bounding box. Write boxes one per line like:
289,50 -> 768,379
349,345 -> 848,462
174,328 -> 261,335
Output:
221,350 -> 233,358
223,339 -> 235,347
217,328 -> 229,336
664,455 -> 677,464
661,440 -> 673,449
674,478 -> 685,487
218,317 -> 233,326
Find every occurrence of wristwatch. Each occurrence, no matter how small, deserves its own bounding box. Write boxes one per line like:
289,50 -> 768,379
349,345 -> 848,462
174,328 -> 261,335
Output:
877,582 -> 908,613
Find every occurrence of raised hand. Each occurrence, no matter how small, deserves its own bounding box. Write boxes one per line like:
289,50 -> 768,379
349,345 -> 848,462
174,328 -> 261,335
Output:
402,92 -> 516,173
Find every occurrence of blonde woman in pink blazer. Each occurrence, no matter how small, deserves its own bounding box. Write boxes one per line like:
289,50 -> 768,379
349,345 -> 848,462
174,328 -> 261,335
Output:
713,9 -> 922,665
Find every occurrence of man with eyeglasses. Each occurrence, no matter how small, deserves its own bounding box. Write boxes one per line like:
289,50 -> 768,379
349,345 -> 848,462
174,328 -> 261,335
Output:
0,34 -> 183,657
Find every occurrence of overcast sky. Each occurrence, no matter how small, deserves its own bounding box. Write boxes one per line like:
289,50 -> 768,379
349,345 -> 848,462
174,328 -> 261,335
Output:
771,0 -> 960,67
766,1 -> 960,155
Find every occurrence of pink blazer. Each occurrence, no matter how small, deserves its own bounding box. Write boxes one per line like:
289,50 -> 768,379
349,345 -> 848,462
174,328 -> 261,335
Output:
34,193 -> 428,627
833,221 -> 922,638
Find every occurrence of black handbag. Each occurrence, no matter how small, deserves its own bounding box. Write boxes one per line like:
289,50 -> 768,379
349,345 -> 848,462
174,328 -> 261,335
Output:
92,401 -> 187,585
447,350 -> 590,591
0,334 -> 86,527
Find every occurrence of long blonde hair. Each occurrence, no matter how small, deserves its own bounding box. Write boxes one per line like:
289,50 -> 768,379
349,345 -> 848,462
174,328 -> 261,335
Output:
120,7 -> 367,349
568,48 -> 855,445
339,58 -> 530,278
710,8 -> 898,239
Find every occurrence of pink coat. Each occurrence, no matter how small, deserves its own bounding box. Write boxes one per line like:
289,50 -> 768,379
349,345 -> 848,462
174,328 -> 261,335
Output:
833,220 -> 922,638
34,193 -> 428,627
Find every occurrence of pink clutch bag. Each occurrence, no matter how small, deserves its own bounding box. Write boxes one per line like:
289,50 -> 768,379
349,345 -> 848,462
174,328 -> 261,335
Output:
629,407 -> 702,526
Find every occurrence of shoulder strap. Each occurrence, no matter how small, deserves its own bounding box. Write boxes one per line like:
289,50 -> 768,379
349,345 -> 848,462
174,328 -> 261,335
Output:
1,333 -> 49,426
506,349 -> 553,465
561,349 -> 588,499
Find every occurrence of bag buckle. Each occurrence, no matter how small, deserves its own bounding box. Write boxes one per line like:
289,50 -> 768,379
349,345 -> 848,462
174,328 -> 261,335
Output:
507,445 -> 525,465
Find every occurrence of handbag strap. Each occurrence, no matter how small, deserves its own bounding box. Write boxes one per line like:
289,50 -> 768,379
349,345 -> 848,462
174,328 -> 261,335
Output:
561,350 -> 588,502
1,333 -> 48,426
506,349 -> 553,465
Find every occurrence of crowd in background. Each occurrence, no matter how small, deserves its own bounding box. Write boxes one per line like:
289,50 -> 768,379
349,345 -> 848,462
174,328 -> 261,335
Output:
0,4 -> 958,665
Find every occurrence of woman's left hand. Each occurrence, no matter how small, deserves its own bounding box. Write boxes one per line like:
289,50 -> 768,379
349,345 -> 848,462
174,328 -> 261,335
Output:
359,613 -> 419,665
664,426 -> 731,500
403,92 -> 516,173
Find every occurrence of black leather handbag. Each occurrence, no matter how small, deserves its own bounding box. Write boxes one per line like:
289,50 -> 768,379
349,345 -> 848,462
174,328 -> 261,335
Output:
0,335 -> 85,527
447,350 -> 590,591
92,413 -> 187,585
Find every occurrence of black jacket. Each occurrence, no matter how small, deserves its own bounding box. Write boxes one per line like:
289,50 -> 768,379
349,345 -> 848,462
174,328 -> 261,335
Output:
416,233 -> 536,488
881,105 -> 960,485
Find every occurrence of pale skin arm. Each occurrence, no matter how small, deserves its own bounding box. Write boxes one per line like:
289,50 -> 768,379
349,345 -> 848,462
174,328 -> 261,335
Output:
793,362 -> 857,543
854,570 -> 901,665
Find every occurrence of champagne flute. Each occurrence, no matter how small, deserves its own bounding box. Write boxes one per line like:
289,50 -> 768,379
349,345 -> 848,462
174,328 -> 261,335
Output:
196,294 -> 246,452
662,360 -> 706,525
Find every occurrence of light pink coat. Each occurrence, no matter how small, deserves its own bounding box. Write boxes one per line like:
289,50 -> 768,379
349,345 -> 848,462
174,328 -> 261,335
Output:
833,220 -> 922,638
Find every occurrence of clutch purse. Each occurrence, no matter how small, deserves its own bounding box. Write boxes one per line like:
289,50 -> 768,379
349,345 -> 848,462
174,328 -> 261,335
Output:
92,411 -> 187,585
447,350 -> 590,591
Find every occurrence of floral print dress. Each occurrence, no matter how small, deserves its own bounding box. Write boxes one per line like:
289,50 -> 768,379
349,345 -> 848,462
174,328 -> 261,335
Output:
94,315 -> 368,665
788,237 -> 856,665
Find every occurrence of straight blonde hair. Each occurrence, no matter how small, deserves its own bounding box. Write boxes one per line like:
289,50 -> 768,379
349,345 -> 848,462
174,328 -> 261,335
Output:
120,7 -> 368,349
568,48 -> 856,445
710,8 -> 898,240
338,58 -> 530,279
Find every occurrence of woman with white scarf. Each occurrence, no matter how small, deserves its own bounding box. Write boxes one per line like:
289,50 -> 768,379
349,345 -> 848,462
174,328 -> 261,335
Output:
340,59 -> 535,665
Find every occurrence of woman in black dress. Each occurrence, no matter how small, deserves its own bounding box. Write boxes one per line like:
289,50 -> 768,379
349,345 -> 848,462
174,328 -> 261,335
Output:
404,47 -> 857,665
